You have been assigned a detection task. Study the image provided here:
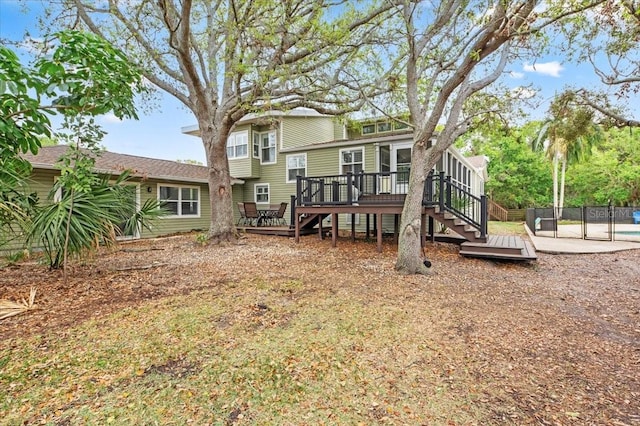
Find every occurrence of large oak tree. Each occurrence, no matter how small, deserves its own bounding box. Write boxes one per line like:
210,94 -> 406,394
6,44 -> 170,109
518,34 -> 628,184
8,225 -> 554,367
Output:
393,0 -> 604,274
49,0 -> 395,243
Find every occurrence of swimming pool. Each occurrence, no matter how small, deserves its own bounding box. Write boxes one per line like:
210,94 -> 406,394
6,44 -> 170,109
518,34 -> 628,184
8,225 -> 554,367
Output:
615,230 -> 640,236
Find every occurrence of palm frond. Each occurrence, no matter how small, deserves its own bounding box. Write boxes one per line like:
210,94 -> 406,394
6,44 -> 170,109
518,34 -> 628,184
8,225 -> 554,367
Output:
0,287 -> 37,321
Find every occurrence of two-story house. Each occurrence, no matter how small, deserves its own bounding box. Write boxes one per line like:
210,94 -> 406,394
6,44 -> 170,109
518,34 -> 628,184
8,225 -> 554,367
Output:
182,109 -> 487,239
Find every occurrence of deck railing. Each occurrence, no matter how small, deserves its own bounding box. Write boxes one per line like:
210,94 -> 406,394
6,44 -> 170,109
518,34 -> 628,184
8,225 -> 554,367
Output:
428,171 -> 487,238
295,171 -> 487,237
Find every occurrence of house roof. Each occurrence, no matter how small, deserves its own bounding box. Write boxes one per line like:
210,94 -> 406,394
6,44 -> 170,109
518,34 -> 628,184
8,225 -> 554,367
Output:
23,145 -> 244,185
280,131 -> 415,153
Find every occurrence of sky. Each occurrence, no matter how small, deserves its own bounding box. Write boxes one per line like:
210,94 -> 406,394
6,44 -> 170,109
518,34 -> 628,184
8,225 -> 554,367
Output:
1,1 -> 635,165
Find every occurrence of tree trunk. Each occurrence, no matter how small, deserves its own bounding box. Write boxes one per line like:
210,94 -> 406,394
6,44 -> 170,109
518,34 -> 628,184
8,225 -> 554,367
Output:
552,153 -> 559,214
201,124 -> 238,244
558,158 -> 566,219
395,143 -> 432,275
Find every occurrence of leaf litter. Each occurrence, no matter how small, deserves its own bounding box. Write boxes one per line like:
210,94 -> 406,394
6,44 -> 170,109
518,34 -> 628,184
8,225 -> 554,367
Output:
0,232 -> 639,425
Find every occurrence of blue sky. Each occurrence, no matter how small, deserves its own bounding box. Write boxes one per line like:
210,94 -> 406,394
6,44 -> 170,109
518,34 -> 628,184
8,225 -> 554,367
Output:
1,1 -> 633,164
0,0 -> 206,163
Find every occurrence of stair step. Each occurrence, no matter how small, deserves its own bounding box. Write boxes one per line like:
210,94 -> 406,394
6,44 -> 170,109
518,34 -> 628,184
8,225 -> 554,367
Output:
460,235 -> 536,261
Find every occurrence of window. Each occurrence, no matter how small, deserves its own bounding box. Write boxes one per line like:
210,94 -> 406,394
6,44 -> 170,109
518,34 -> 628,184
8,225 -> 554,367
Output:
252,133 -> 260,158
393,121 -> 409,130
340,148 -> 364,174
361,124 -> 375,135
159,185 -> 200,216
286,154 -> 306,182
226,131 -> 248,159
377,122 -> 391,132
256,131 -> 276,164
255,184 -> 269,204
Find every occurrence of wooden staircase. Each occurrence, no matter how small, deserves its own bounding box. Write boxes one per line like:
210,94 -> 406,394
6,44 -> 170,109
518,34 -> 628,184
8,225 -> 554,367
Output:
488,199 -> 509,222
298,213 -> 329,230
426,206 -> 486,243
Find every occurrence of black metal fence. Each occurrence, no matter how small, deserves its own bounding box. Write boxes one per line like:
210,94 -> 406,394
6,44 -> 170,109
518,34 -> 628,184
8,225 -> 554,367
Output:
526,205 -> 640,242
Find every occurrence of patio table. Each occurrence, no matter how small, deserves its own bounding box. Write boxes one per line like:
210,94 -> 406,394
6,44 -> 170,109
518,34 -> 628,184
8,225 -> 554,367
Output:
257,206 -> 280,226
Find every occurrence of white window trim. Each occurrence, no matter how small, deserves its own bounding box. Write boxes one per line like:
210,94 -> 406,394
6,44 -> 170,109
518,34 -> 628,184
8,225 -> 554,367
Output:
259,130 -> 277,165
286,153 -> 307,183
339,146 -> 365,174
252,132 -> 260,159
254,183 -> 270,204
157,183 -> 201,218
227,130 -> 249,160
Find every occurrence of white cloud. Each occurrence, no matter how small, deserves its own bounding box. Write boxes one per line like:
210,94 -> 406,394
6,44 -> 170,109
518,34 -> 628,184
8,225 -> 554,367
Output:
523,61 -> 564,77
102,113 -> 123,124
509,71 -> 525,79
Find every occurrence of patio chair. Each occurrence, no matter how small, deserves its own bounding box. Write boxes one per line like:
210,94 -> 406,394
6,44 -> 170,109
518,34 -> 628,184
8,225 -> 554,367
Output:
273,202 -> 288,226
243,202 -> 260,226
236,202 -> 247,225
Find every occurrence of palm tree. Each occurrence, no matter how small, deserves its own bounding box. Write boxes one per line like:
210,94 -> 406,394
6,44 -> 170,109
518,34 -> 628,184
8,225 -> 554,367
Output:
532,95 -> 603,217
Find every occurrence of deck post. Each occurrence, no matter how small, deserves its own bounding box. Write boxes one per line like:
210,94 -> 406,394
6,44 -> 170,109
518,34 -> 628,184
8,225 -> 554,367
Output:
366,214 -> 370,240
445,175 -> 452,211
438,171 -> 445,212
420,213 -> 426,247
295,212 -> 300,243
296,176 -> 303,205
290,195 -> 296,228
376,213 -> 383,253
346,172 -> 353,204
424,172 -> 433,204
480,195 -> 487,239
331,213 -> 338,247
393,214 -> 399,244
351,215 -> 356,242
429,216 -> 435,243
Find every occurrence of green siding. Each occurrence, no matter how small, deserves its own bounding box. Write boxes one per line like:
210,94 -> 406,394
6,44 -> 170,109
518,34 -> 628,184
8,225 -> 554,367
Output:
231,185 -> 245,225
282,117 -> 335,149
1,169 -> 216,253
141,180 -> 210,238
229,158 -> 254,178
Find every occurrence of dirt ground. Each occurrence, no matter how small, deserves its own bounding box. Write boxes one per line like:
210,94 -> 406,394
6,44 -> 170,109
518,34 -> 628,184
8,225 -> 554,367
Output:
1,232 -> 639,424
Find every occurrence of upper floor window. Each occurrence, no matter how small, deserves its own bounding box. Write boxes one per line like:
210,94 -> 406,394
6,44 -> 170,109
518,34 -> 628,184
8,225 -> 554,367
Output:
286,154 -> 307,183
159,185 -> 200,217
252,133 -> 260,158
256,131 -> 276,164
227,131 -> 248,159
340,147 -> 364,174
394,121 -> 409,130
377,122 -> 391,132
361,124 -> 375,135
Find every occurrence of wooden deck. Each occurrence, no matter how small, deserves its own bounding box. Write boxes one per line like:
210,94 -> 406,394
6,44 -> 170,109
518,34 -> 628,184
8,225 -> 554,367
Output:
240,195 -> 536,262
460,235 -> 537,261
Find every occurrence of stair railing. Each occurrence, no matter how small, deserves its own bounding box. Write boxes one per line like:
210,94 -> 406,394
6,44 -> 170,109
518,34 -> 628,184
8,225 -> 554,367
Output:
425,171 -> 487,239
488,199 -> 508,222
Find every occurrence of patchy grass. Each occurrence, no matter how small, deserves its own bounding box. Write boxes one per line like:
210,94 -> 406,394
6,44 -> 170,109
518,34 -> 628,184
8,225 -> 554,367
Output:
488,221 -> 528,236
1,280 -> 488,425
